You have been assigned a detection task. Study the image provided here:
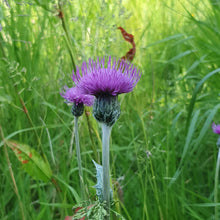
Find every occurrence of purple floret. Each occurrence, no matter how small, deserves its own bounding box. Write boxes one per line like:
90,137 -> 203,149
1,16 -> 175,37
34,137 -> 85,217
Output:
72,56 -> 141,97
212,123 -> 220,135
61,86 -> 94,106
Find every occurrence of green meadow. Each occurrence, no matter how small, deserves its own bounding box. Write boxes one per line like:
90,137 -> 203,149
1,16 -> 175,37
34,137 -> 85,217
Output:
1,0 -> 220,219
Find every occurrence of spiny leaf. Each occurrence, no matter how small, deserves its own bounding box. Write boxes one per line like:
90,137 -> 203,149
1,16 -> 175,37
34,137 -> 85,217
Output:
92,160 -> 113,202
6,140 -> 52,182
93,160 -> 103,202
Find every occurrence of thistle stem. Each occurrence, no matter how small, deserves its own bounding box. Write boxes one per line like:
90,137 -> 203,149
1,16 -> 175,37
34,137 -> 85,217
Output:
214,145 -> 220,220
74,116 -> 86,201
101,123 -> 112,219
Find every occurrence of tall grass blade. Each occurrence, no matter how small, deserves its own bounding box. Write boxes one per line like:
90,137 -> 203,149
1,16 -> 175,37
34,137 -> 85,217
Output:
186,68 -> 220,131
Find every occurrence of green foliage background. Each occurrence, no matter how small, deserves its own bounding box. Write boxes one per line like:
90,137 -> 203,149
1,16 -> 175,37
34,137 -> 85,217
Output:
0,0 -> 220,219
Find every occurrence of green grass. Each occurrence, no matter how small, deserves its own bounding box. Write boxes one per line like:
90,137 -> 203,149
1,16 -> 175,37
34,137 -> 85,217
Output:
1,0 -> 220,219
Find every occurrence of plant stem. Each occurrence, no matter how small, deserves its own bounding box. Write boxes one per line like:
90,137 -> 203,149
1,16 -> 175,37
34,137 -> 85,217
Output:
101,123 -> 112,219
68,123 -> 75,161
214,146 -> 220,220
74,116 -> 86,201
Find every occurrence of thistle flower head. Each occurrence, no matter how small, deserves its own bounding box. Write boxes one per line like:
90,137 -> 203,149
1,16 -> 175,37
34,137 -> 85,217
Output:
212,123 -> 220,135
71,56 -> 141,126
61,86 -> 94,106
61,86 -> 94,117
72,56 -> 141,97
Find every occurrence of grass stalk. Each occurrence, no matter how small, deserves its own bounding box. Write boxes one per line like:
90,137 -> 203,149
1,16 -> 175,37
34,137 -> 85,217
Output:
39,117 -> 56,165
58,1 -> 76,72
149,159 -> 164,220
84,107 -> 101,163
68,123 -> 75,161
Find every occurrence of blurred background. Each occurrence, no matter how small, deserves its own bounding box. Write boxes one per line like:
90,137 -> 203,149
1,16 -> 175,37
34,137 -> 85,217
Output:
0,0 -> 220,219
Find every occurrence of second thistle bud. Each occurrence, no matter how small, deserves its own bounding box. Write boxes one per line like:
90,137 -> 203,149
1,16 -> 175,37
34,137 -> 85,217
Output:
93,95 -> 120,127
71,103 -> 84,117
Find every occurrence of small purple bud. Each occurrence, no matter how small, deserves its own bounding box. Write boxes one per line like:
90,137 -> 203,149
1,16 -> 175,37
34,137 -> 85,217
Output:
60,86 -> 94,107
212,123 -> 220,135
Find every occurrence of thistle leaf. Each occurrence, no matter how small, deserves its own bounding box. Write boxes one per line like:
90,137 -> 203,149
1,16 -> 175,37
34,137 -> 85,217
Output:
92,160 -> 113,202
6,140 -> 52,182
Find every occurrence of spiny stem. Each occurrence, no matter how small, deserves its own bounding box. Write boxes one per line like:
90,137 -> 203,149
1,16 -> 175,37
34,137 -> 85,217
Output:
74,116 -> 86,201
214,146 -> 220,220
101,123 -> 112,220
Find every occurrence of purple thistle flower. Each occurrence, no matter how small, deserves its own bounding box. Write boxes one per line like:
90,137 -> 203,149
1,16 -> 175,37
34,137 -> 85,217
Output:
61,86 -> 94,106
71,56 -> 141,126
212,123 -> 220,135
72,56 -> 141,97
